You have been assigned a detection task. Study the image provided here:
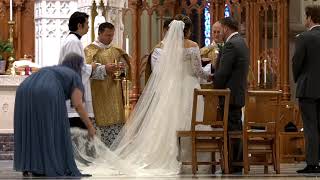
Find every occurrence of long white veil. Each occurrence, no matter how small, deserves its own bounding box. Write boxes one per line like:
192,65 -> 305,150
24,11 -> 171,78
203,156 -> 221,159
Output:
72,20 -> 190,176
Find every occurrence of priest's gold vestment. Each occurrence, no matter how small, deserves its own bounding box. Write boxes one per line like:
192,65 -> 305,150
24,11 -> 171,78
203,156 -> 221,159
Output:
200,44 -> 219,66
85,44 -> 131,126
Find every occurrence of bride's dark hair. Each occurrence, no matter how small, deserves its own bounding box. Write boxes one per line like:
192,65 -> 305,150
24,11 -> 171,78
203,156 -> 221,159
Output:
174,14 -> 192,37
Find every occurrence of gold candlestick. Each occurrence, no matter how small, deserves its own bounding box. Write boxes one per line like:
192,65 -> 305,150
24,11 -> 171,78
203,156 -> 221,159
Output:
6,21 -> 15,75
122,75 -> 132,121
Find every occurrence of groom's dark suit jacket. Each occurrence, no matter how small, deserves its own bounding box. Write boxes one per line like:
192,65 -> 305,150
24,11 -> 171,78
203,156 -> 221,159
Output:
213,33 -> 249,107
293,26 -> 320,99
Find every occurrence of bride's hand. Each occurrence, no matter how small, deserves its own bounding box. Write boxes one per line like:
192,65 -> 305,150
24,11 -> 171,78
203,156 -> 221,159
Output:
87,125 -> 96,140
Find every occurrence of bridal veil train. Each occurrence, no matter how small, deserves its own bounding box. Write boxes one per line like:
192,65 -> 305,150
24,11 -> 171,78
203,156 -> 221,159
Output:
71,15 -> 211,176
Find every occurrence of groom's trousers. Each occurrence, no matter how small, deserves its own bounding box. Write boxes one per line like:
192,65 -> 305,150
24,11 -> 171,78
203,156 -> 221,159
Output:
218,104 -> 243,165
228,105 -> 243,164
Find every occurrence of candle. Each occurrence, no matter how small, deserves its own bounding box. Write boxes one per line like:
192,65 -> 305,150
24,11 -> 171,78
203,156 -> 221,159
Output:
257,60 -> 260,84
125,35 -> 129,54
9,0 -> 13,21
264,59 -> 267,84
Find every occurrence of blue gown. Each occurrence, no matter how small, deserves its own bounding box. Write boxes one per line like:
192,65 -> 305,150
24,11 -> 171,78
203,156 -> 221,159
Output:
14,66 -> 84,176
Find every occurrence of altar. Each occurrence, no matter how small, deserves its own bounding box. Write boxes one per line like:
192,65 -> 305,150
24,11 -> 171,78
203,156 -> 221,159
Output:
0,75 -> 26,160
0,75 -> 26,134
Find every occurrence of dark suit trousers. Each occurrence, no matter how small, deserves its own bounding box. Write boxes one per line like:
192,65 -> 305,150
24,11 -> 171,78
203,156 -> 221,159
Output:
219,104 -> 243,164
228,105 -> 243,163
299,98 -> 320,165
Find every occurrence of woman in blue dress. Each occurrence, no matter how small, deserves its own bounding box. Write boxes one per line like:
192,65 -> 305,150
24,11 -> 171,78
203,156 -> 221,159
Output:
13,53 -> 96,177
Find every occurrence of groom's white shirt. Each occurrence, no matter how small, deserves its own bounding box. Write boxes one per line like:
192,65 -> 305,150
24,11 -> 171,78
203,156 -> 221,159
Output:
226,32 -> 239,43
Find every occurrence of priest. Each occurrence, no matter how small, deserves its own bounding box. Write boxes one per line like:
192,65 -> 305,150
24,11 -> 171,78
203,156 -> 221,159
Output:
84,22 -> 131,146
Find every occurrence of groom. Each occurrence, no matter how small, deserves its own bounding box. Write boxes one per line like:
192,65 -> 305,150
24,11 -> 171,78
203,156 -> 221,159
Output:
212,17 -> 249,173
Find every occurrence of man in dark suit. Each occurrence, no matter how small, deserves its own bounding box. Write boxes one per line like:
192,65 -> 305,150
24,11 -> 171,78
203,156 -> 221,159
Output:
292,5 -> 320,174
213,17 -> 249,173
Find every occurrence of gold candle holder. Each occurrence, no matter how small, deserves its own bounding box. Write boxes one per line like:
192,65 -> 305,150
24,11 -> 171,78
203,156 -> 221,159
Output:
6,21 -> 15,75
113,59 -> 121,81
122,78 -> 131,107
122,71 -> 132,121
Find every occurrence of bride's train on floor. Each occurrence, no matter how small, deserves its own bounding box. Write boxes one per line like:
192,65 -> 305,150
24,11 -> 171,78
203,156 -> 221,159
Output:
71,128 -> 184,176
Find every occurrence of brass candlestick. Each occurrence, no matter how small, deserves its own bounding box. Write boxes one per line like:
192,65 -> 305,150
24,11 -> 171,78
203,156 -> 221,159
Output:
6,21 -> 15,75
122,70 -> 131,121
122,77 -> 131,108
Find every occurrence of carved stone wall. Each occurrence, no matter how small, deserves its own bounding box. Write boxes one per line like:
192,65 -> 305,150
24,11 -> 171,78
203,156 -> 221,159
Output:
35,0 -> 78,66
34,0 -> 127,66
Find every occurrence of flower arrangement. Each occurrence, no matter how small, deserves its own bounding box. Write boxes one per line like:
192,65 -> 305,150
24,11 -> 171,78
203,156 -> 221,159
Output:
0,40 -> 13,60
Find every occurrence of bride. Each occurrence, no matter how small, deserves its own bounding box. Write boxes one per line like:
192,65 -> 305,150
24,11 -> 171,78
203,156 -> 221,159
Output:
71,14 -> 211,176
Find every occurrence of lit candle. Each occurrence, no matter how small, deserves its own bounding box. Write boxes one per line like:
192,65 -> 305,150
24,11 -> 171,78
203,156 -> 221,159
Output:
9,0 -> 13,21
264,59 -> 267,84
257,60 -> 260,84
125,35 -> 129,54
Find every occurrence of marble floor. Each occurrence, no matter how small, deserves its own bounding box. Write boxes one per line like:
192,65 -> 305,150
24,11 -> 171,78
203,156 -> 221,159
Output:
1,160 -> 320,180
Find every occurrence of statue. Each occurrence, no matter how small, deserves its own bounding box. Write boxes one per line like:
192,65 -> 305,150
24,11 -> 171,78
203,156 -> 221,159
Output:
94,6 -> 106,39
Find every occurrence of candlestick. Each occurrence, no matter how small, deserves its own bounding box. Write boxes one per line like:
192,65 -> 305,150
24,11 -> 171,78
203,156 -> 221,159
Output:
125,35 -> 129,54
9,0 -> 13,21
5,21 -> 15,75
264,59 -> 267,84
257,60 -> 260,85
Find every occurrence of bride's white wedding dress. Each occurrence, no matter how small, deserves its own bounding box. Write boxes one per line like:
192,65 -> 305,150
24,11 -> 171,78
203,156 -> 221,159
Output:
71,20 -> 211,176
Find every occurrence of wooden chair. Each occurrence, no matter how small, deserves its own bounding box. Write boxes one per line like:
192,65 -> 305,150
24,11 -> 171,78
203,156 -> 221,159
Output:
279,103 -> 305,162
242,90 -> 282,174
177,88 -> 231,174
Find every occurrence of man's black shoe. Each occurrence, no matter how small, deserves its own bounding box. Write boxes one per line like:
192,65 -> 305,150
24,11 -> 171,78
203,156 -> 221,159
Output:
31,172 -> 45,177
22,171 -> 30,177
297,165 -> 320,173
81,173 -> 92,177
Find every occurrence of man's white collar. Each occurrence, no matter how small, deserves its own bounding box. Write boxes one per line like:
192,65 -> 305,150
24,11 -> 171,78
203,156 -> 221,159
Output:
93,40 -> 112,49
226,32 -> 239,43
309,25 -> 320,31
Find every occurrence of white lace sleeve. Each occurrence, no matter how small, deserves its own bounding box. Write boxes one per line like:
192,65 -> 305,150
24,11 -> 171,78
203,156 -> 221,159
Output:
190,47 -> 210,80
91,65 -> 107,80
151,48 -> 162,70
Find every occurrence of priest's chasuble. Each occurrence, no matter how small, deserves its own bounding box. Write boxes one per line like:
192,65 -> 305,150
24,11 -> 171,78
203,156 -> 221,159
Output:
200,41 -> 219,67
85,41 -> 131,126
